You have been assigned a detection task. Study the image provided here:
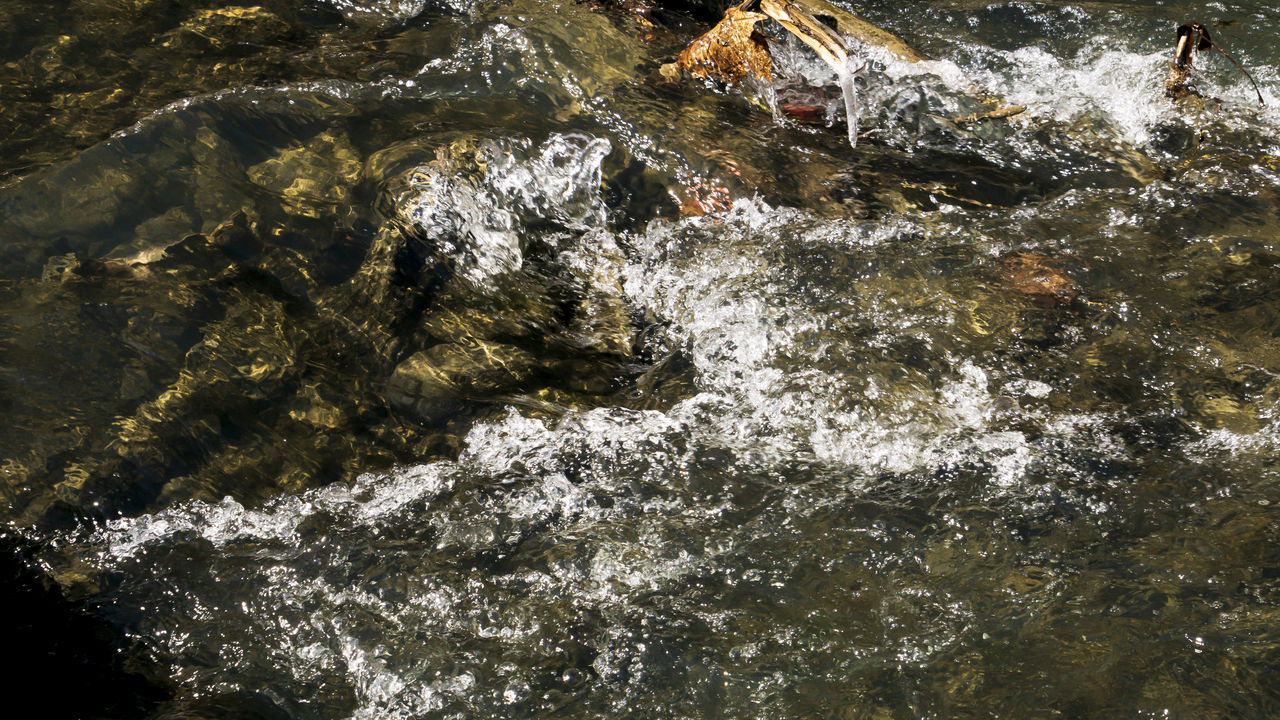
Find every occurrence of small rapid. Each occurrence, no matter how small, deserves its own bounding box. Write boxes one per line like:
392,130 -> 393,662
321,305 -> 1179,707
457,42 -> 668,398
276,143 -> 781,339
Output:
4,1 -> 1280,718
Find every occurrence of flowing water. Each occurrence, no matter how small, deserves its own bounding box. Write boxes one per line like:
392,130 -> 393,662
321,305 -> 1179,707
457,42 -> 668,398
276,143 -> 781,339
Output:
3,0 -> 1280,717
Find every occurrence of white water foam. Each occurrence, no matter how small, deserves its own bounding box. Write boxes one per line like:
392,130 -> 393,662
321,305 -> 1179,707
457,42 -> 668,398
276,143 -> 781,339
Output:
75,189 -> 1143,718
972,42 -> 1171,144
323,0 -> 432,26
619,199 -> 1056,486
397,133 -> 610,288
93,192 -> 1110,564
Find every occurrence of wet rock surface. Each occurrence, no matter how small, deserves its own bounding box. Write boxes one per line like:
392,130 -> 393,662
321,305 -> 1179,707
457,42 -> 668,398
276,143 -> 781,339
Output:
388,340 -> 539,421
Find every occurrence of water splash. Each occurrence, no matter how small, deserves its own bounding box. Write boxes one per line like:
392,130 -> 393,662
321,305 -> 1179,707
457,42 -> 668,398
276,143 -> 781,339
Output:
52,164 -> 1230,718
323,0 -> 431,26
397,133 -> 610,288
15,2 -> 1280,717
837,56 -> 861,147
974,42 -> 1170,144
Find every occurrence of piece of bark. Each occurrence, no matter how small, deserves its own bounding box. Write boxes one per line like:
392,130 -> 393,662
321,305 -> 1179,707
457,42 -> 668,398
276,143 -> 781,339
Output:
781,102 -> 826,123
675,2 -> 773,84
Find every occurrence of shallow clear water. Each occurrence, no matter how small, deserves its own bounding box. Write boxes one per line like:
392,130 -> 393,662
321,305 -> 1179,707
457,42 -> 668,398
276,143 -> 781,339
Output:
3,1 -> 1280,717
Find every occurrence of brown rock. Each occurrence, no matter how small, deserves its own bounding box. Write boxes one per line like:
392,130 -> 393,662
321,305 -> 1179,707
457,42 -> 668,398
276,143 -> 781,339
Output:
999,253 -> 1081,305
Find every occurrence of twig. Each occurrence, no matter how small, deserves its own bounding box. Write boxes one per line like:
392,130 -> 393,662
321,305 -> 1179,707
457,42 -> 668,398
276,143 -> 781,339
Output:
1209,40 -> 1265,105
1173,23 -> 1264,106
950,104 -> 1027,124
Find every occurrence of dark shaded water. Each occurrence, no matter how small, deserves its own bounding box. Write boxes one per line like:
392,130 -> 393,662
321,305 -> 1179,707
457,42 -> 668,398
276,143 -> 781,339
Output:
3,0 -> 1280,717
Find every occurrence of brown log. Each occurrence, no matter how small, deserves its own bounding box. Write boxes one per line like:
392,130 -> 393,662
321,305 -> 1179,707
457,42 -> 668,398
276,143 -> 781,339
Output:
783,0 -> 929,64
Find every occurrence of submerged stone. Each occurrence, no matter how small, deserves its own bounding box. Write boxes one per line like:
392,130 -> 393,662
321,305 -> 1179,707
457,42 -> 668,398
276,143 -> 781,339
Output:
170,6 -> 291,49
123,207 -> 199,259
387,340 -> 539,421
998,253 -> 1081,306
247,131 -> 362,218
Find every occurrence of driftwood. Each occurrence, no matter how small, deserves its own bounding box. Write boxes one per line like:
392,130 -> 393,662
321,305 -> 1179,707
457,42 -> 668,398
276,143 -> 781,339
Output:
667,0 -> 1025,147
780,0 -> 928,64
1165,22 -> 1264,105
671,0 -> 905,146
760,0 -> 854,72
672,0 -> 927,82
950,105 -> 1027,124
675,4 -> 773,84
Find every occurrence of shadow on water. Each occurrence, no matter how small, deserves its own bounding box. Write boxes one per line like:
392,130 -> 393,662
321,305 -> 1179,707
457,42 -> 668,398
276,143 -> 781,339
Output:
0,532 -> 169,718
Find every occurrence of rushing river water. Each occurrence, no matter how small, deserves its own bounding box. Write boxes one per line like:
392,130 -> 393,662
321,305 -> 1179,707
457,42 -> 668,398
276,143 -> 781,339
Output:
4,0 -> 1280,717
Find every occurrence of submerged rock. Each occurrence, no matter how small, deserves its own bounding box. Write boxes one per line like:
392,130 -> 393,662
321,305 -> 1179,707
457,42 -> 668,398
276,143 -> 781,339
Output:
167,6 -> 292,49
388,340 -> 539,422
247,130 -> 362,218
127,207 -> 200,257
3,125 -> 641,528
999,253 -> 1081,306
